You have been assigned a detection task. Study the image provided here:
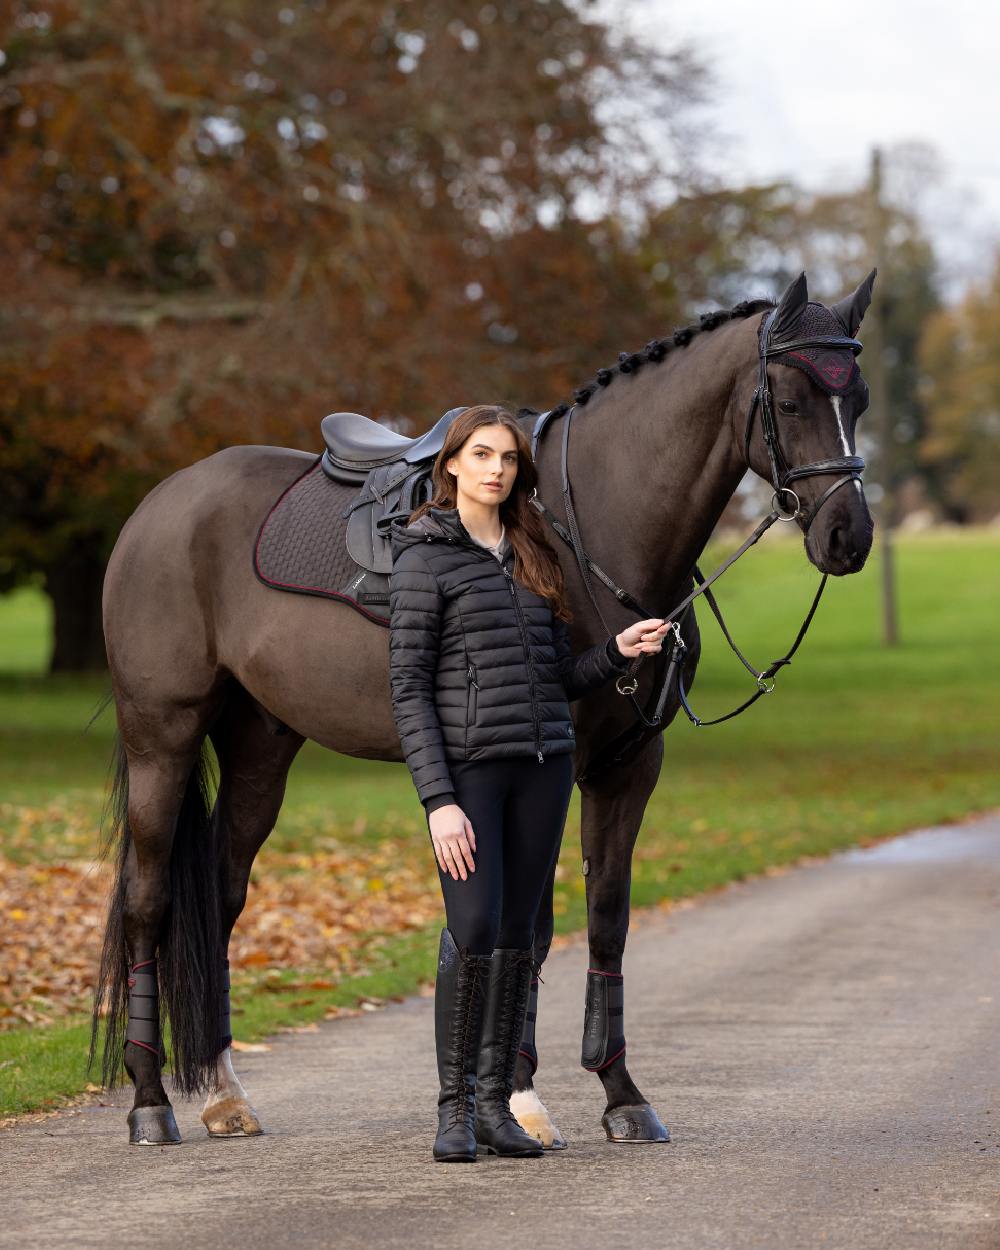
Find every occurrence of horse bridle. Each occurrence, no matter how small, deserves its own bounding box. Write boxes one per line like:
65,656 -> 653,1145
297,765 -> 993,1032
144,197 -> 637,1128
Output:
745,307 -> 866,530
526,310 -> 869,771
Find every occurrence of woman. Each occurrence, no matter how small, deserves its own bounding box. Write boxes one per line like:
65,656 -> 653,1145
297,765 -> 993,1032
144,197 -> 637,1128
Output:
388,404 -> 670,1163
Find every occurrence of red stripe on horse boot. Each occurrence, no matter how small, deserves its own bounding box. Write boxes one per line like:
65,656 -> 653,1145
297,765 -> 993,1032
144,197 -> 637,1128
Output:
125,958 -> 162,1056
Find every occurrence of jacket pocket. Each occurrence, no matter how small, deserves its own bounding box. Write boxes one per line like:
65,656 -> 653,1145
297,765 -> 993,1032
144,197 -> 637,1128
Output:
466,661 -> 479,734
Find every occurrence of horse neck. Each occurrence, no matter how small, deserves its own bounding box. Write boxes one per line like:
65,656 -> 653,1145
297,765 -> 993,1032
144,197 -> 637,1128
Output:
541,320 -> 752,617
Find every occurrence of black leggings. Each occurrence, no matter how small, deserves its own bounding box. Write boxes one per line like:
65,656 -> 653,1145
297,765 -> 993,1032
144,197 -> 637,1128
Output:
428,753 -> 575,956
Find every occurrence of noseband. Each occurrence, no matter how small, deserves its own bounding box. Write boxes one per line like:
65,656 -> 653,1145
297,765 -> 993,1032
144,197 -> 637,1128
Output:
744,308 -> 866,531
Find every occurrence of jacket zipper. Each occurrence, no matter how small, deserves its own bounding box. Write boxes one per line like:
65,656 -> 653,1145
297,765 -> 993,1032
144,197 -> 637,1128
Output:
433,531 -> 545,764
467,661 -> 479,741
501,565 -> 544,763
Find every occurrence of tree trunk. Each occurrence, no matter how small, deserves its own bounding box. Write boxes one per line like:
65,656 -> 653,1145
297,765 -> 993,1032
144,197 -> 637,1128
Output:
45,545 -> 108,673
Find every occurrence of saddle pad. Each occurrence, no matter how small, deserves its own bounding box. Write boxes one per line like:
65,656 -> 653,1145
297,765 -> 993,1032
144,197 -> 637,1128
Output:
254,458 -> 392,626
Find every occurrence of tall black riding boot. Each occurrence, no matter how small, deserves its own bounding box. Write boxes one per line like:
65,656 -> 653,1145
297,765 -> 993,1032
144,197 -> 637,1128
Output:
475,947 -> 545,1157
433,927 -> 491,1163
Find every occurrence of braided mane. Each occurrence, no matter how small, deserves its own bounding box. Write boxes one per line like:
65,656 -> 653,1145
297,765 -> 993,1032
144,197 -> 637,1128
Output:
517,297 -> 776,421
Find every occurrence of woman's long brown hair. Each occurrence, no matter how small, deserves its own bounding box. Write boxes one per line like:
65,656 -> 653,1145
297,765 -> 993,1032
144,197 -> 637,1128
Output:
408,404 -> 574,622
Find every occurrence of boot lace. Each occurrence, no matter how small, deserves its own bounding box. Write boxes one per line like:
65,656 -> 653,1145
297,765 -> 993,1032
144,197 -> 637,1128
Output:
480,949 -> 538,1123
443,948 -> 490,1127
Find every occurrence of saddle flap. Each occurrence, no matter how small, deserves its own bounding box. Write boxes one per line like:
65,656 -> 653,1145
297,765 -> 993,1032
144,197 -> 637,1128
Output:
345,461 -> 434,574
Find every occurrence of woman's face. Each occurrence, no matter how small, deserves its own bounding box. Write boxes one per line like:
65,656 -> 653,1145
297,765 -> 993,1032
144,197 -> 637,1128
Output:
445,423 -> 519,507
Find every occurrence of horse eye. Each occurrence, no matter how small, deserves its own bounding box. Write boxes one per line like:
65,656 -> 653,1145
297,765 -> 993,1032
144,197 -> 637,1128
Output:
778,400 -> 799,415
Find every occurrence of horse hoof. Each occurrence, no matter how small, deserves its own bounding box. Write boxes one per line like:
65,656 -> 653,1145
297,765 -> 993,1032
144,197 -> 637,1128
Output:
510,1088 -> 568,1150
201,1096 -> 264,1138
601,1103 -> 670,1143
128,1105 -> 182,1145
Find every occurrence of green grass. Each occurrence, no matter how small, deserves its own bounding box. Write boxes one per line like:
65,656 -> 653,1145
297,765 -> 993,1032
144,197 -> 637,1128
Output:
1,528 -> 998,1119
0,582 -> 52,674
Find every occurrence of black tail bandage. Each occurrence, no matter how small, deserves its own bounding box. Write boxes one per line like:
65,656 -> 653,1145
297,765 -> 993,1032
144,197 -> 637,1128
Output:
581,969 -> 625,1071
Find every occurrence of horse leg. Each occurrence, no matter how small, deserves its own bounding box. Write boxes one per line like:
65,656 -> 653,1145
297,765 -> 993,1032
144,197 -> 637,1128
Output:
580,734 -> 671,1143
199,691 -> 304,1138
119,746 -> 204,1145
510,854 -> 567,1149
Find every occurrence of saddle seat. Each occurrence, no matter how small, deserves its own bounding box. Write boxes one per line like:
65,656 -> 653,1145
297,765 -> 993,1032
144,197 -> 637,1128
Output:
321,407 -> 461,471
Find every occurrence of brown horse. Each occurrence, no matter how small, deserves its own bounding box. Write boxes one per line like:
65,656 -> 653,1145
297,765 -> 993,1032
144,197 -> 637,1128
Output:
90,272 -> 875,1145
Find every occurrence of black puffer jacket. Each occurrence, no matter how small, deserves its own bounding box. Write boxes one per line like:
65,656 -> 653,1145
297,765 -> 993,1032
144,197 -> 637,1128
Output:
388,505 -> 630,814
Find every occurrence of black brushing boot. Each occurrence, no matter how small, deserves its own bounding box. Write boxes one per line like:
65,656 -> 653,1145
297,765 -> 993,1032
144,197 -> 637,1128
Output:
433,927 -> 491,1163
475,948 -> 545,1157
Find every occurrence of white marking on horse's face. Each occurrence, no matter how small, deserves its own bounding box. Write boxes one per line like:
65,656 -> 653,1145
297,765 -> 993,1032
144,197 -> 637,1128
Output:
830,396 -> 864,496
829,395 -> 850,454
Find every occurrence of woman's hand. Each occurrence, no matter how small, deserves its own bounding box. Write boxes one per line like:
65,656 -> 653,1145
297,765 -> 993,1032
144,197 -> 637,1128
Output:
428,804 -> 477,881
615,618 -> 673,659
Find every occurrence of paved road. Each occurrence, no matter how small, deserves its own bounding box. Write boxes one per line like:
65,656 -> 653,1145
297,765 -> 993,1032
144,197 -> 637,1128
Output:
2,817 -> 999,1250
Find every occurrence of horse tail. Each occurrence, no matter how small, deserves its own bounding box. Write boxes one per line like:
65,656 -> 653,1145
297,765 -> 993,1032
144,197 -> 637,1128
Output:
89,733 -> 226,1096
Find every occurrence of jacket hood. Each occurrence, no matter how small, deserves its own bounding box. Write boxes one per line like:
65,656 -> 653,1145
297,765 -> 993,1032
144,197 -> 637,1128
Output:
389,506 -> 511,564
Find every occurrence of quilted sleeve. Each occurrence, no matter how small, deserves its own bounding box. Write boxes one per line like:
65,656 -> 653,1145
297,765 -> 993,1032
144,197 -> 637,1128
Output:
389,544 -> 457,812
551,614 -> 630,703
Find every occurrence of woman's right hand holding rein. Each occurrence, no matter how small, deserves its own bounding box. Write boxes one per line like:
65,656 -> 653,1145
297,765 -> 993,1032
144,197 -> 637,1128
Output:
429,804 -> 477,881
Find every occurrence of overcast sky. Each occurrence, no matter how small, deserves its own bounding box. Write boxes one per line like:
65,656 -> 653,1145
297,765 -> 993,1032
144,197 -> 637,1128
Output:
624,0 -> 1000,294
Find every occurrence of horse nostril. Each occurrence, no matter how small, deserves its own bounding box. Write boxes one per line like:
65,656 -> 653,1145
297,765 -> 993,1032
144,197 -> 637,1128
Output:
827,525 -> 861,567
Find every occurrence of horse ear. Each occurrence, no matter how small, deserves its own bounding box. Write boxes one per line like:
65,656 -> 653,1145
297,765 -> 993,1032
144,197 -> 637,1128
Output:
769,271 -> 809,342
831,268 -> 877,337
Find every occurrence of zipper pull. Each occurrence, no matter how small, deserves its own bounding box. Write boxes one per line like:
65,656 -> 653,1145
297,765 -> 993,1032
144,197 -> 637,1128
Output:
537,750 -> 544,763
467,663 -> 479,689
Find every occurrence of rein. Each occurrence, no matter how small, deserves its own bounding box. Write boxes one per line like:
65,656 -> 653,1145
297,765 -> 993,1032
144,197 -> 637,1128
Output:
526,311 -> 866,764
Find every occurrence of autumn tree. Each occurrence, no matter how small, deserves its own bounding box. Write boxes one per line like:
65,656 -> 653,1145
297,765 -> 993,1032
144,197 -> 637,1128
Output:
0,0 -> 705,669
918,250 -> 1000,522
